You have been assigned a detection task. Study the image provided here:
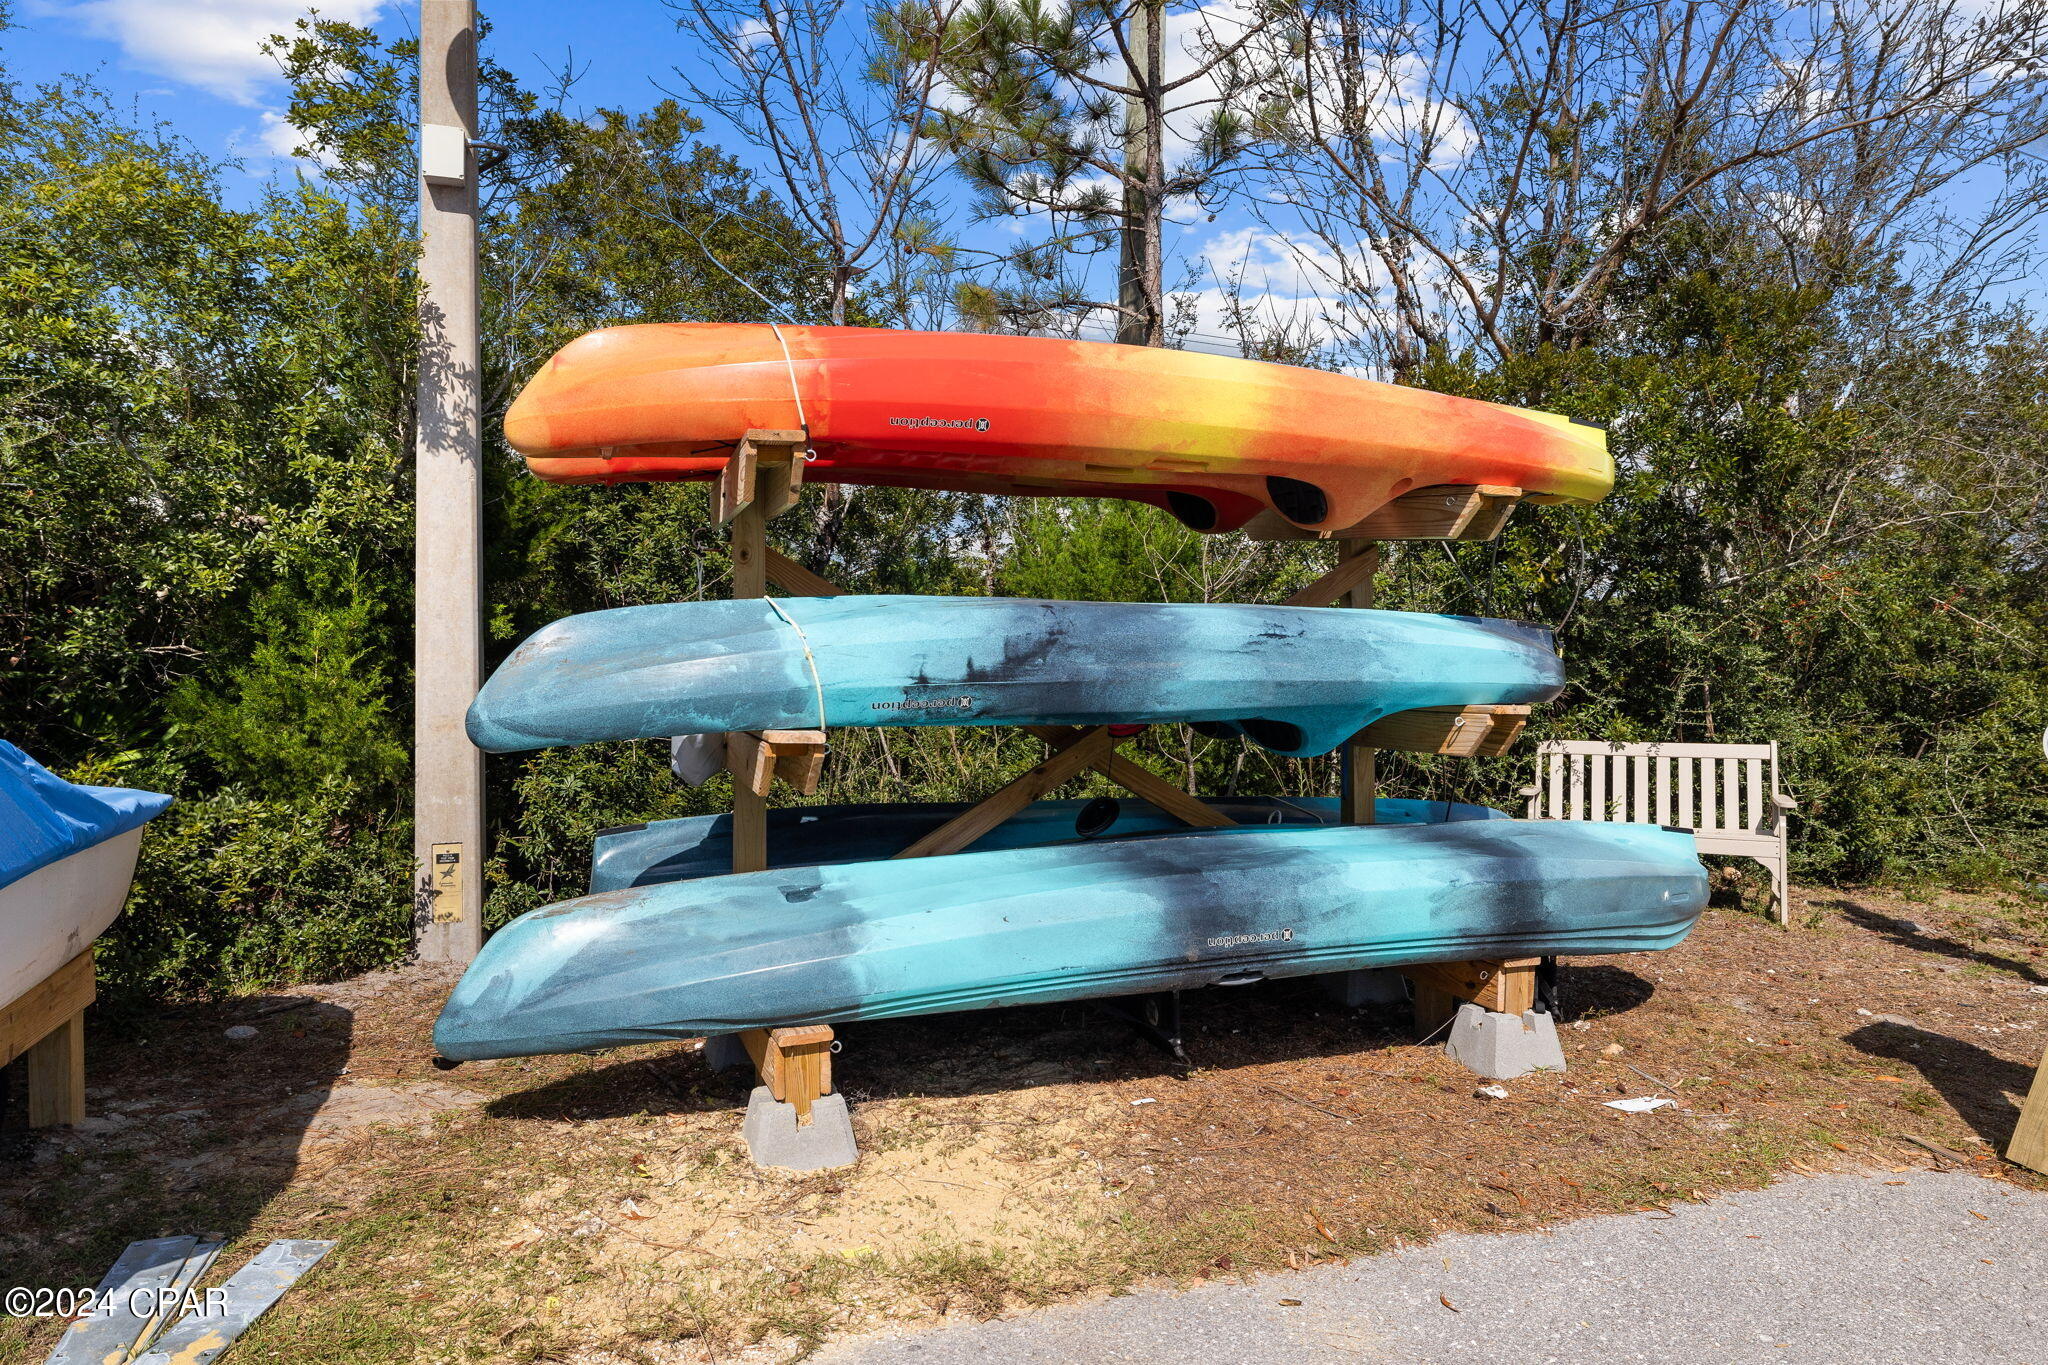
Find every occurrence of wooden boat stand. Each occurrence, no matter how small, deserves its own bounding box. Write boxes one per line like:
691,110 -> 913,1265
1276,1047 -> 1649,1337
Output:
0,949 -> 93,1130
713,434 -> 1551,1132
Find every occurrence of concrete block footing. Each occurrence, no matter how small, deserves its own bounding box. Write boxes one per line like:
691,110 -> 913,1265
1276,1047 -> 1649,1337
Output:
700,1033 -> 749,1072
742,1087 -> 859,1171
1316,968 -> 1409,1009
1442,1002 -> 1567,1080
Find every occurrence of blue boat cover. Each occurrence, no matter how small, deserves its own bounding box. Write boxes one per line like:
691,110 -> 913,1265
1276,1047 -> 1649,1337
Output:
0,740 -> 172,892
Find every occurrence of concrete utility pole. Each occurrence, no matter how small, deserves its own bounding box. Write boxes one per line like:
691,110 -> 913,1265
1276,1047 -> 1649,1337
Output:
413,0 -> 485,961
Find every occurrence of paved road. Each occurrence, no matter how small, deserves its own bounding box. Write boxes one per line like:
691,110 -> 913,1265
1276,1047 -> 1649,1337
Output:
818,1170 -> 2048,1364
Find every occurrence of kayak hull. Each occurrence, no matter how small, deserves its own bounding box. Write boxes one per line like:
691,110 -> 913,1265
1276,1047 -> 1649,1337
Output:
434,820 -> 1707,1061
590,795 -> 1511,892
467,596 -> 1564,758
502,324 -> 1613,533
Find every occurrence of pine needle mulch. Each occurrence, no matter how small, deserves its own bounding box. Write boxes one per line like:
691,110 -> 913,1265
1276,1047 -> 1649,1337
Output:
3,885 -> 2043,1363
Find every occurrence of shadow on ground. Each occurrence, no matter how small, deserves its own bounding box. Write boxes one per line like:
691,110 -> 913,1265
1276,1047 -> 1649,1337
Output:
1845,1020 -> 2037,1149
1829,901 -> 2047,986
484,961 -> 1659,1124
0,995 -> 352,1299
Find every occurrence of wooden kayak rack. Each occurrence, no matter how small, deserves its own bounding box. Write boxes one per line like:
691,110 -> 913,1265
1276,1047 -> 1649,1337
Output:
713,432 -> 1543,1127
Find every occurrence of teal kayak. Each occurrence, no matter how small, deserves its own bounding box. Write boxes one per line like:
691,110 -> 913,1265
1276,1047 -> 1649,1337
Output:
467,596 -> 1563,758
589,795 -> 1511,892
434,819 -> 1706,1061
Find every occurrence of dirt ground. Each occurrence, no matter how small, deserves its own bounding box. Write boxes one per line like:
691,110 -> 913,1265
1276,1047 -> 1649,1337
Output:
3,883 -> 2045,1363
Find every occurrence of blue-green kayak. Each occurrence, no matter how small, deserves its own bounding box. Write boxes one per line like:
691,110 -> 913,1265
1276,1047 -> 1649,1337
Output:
434,819 -> 1706,1061
590,795 -> 1511,892
467,596 -> 1563,758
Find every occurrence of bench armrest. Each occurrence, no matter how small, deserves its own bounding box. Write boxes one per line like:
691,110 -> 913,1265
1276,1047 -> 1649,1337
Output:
1515,784 -> 1540,798
1770,793 -> 1798,810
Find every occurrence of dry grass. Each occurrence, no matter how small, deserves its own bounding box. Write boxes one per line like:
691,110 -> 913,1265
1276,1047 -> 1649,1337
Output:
3,883 -> 2044,1363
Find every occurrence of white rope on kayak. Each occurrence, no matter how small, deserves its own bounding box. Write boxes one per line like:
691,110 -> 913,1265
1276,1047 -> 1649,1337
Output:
764,597 -> 828,730
765,322 -> 817,460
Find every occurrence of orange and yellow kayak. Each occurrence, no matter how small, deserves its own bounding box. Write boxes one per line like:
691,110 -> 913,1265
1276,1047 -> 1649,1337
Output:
503,324 -> 1612,533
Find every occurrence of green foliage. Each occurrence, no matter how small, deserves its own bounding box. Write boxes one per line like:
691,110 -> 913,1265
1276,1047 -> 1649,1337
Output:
0,24 -> 840,999
167,582 -> 407,799
1396,233 -> 2048,884
107,774 -> 414,998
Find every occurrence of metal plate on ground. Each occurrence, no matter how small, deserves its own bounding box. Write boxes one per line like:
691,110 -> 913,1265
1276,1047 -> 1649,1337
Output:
125,1240 -> 222,1361
46,1236 -> 196,1365
132,1240 -> 334,1365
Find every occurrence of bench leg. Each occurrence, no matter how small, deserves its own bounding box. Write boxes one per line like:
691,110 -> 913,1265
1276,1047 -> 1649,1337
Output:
26,1010 -> 85,1128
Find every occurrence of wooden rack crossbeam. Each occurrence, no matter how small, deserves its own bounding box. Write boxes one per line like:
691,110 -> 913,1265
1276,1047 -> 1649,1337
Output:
1245,484 -> 1524,543
714,430 -> 806,527
728,730 -> 828,798
1354,704 -> 1530,758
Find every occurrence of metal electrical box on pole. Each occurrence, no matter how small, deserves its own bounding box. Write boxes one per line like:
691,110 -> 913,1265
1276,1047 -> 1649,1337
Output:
413,0 -> 485,961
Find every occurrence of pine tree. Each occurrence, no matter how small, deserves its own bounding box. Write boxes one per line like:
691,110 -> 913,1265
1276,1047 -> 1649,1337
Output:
921,0 -> 1278,343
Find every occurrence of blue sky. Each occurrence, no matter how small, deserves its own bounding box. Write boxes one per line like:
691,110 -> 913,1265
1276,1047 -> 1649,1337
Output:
8,2 -> 684,175
4,0 -> 1315,353
16,2 -> 2025,354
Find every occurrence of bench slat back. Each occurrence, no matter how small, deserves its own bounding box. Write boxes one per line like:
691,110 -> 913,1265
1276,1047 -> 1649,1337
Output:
1527,740 -> 1782,838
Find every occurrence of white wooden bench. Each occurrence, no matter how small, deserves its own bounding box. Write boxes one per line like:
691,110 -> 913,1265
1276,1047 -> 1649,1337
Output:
1519,740 -> 1799,924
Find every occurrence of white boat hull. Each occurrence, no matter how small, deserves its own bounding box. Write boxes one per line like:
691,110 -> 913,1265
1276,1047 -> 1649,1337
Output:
0,828 -> 142,1012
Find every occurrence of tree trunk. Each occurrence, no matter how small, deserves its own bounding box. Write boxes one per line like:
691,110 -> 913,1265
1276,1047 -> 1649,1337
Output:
1117,0 -> 1164,346
830,264 -> 853,326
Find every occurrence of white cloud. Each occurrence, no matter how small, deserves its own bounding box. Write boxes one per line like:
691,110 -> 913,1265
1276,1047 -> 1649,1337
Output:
228,108 -> 335,168
60,0 -> 389,105
256,109 -> 304,158
1200,226 -> 1343,302
1175,285 -> 1338,352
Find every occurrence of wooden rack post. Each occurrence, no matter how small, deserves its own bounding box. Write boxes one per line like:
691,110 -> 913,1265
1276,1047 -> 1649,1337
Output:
1337,542 -> 1379,827
1,950 -> 93,1128
2009,1042 -> 2048,1174
719,430 -> 839,1126
1272,511 -> 1543,1037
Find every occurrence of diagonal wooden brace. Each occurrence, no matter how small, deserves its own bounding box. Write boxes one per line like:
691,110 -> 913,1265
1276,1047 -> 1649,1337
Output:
1283,542 -> 1381,608
1024,724 -> 1237,828
763,548 -> 844,598
893,727 -> 1125,859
